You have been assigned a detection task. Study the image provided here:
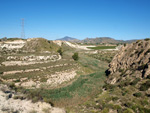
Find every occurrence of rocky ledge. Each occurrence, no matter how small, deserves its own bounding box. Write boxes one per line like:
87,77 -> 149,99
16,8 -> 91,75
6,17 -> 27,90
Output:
106,39 -> 150,84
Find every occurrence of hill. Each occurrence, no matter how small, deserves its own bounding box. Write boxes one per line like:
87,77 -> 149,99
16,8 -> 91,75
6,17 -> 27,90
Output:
22,38 -> 60,52
81,37 -> 137,44
56,36 -> 78,41
58,36 -> 137,44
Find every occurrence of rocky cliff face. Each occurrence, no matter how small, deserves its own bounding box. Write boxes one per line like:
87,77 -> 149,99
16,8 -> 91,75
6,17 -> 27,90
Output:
106,39 -> 150,84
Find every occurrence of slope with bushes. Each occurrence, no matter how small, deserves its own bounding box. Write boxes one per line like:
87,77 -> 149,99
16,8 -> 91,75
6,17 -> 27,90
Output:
22,38 -> 60,52
72,39 -> 150,113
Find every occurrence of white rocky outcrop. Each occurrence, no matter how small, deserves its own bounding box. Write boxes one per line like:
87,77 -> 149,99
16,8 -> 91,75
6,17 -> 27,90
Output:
53,40 -> 96,50
0,84 -> 66,113
0,40 -> 25,49
47,70 -> 77,87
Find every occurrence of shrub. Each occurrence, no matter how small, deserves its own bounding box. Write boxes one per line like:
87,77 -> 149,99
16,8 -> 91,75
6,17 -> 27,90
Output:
139,80 -> 150,91
130,78 -> 141,85
146,75 -> 150,79
144,38 -> 150,41
32,97 -> 39,103
117,109 -> 124,113
139,108 -> 150,113
13,95 -> 26,100
103,83 -> 116,90
112,96 -> 119,101
141,99 -> 149,106
101,108 -> 109,113
72,52 -> 79,61
57,48 -> 63,56
133,92 -> 142,97
43,98 -> 54,106
0,72 -> 3,74
8,83 -> 16,89
123,108 -> 133,113
119,68 -> 124,73
113,105 -> 122,110
118,80 -> 130,88
27,88 -> 44,102
14,79 -> 20,82
124,102 -> 133,107
122,89 -> 129,96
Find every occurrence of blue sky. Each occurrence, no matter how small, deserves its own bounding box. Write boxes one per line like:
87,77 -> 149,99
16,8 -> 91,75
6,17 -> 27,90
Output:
0,0 -> 150,40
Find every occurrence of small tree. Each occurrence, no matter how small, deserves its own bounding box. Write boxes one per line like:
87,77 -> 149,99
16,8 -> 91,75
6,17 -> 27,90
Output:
1,37 -> 7,41
72,52 -> 79,61
57,48 -> 63,56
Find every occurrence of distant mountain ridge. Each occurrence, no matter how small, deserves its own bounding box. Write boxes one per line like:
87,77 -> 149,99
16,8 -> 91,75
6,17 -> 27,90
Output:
57,36 -> 137,44
56,36 -> 78,41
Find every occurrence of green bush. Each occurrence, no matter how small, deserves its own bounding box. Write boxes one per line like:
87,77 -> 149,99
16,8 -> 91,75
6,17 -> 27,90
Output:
112,96 -> 119,101
57,48 -> 63,56
130,78 -> 141,85
103,83 -> 116,90
140,99 -> 149,106
14,79 -> 20,82
13,95 -> 26,100
8,83 -> 16,89
118,80 -> 130,88
124,102 -> 133,108
144,38 -> 150,41
123,108 -> 133,113
139,80 -> 150,91
122,89 -> 129,96
87,46 -> 116,50
147,75 -> 150,79
101,108 -> 109,113
72,52 -> 79,61
133,92 -> 142,97
139,108 -> 150,113
0,72 -> 3,74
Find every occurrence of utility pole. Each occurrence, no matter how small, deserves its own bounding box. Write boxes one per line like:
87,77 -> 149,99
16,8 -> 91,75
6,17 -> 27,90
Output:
21,18 -> 25,39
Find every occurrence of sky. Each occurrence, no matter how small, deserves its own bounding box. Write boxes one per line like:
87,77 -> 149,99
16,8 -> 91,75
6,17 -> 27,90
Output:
0,0 -> 150,40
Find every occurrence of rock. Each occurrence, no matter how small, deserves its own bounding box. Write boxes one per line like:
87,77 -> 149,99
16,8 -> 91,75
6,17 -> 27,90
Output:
106,40 -> 150,84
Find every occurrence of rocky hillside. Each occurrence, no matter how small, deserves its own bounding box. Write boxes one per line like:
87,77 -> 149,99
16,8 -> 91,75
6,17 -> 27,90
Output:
102,39 -> 150,112
106,39 -> 150,84
74,39 -> 150,113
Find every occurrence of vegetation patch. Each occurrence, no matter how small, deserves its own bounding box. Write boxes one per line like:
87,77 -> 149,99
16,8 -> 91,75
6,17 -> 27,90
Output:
87,46 -> 116,50
133,92 -> 142,97
139,80 -> 150,91
24,71 -> 106,106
